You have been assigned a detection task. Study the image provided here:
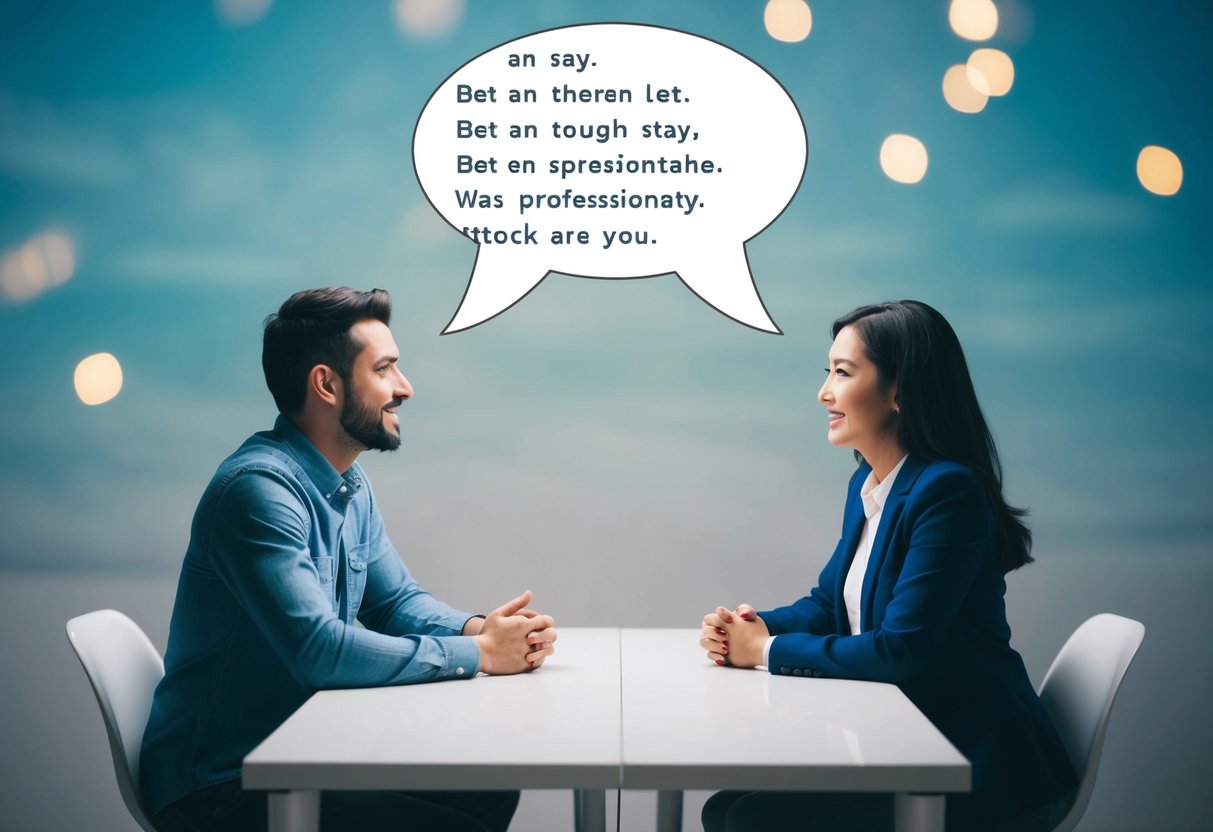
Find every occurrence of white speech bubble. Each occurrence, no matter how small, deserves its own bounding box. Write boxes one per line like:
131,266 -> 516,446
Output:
413,23 -> 807,334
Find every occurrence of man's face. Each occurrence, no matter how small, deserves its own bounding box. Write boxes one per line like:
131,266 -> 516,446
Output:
338,319 -> 413,452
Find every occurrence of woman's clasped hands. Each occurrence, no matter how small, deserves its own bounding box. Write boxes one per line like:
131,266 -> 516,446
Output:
700,604 -> 771,669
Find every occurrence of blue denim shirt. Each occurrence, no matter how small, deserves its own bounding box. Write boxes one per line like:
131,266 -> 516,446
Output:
140,415 -> 481,816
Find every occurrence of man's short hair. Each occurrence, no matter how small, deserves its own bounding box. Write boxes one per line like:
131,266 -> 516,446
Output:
262,287 -> 392,415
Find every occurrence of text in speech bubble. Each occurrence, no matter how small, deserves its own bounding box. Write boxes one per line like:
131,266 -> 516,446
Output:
413,23 -> 807,334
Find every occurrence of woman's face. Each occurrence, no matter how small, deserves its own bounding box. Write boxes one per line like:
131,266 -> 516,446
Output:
818,324 -> 901,463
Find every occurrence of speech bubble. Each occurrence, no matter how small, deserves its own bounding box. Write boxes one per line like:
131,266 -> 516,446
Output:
413,23 -> 807,334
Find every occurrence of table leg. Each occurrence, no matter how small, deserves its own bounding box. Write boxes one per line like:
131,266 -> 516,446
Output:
574,789 -> 606,832
656,790 -> 683,832
267,790 -> 320,832
894,793 -> 945,832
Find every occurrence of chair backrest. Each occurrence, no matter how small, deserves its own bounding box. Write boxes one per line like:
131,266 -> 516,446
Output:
66,609 -> 165,832
1037,613 -> 1144,832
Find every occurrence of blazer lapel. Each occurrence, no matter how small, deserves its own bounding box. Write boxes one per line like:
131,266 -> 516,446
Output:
860,454 -> 929,632
835,468 -> 870,633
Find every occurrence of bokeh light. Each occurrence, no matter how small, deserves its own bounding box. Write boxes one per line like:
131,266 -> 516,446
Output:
0,230 -> 76,304
949,0 -> 999,41
943,64 -> 989,113
764,0 -> 813,43
215,0 -> 272,27
394,0 -> 465,38
967,48 -> 1015,96
880,134 -> 929,184
74,353 -> 124,406
1137,145 -> 1183,196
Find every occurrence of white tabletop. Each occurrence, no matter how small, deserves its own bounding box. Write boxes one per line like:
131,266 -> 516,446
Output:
620,628 -> 971,793
243,627 -> 621,792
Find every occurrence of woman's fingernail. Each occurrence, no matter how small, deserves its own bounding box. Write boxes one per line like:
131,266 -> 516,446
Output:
716,628 -> 727,636
716,659 -> 725,665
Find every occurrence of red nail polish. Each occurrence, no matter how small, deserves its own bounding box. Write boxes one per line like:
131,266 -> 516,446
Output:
716,659 -> 725,665
716,628 -> 727,636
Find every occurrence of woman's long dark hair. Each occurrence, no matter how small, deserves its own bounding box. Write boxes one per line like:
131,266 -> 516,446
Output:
833,300 -> 1033,571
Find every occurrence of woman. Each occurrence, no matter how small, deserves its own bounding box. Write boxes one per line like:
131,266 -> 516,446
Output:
700,301 -> 1077,832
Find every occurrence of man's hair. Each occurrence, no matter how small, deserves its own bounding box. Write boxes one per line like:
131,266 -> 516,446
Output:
262,287 -> 392,415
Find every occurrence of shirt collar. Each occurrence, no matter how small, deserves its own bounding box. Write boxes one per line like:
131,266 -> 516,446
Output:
273,414 -> 363,506
860,454 -> 909,520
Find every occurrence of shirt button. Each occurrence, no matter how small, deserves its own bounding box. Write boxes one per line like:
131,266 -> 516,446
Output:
324,493 -> 331,499
456,667 -> 465,676
339,485 -> 347,493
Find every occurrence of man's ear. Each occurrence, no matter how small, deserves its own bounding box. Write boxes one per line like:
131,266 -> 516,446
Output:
308,364 -> 342,408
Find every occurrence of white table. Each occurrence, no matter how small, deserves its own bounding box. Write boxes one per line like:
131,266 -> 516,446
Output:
620,629 -> 971,832
245,627 -> 971,832
243,628 -> 621,832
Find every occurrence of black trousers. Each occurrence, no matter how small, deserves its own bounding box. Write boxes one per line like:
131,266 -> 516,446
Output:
701,789 -> 1073,832
152,778 -> 519,832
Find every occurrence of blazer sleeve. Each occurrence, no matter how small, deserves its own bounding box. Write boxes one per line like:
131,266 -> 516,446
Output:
766,465 -> 994,684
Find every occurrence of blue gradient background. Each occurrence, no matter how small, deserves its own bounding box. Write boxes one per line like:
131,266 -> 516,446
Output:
1,1 -> 1209,829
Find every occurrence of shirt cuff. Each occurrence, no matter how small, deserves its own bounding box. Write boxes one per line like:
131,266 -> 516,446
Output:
762,635 -> 776,668
434,635 -> 481,680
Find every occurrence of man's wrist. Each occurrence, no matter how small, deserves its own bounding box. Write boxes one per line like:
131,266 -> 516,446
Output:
462,614 -> 487,636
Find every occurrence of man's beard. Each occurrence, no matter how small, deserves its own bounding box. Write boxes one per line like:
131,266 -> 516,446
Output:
340,389 -> 401,452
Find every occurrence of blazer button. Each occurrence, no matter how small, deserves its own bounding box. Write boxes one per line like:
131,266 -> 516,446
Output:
780,666 -> 791,674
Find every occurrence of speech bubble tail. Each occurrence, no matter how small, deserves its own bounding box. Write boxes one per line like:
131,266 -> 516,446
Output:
677,248 -> 782,334
441,249 -> 548,334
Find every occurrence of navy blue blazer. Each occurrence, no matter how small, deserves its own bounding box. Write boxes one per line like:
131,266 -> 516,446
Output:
760,456 -> 1077,829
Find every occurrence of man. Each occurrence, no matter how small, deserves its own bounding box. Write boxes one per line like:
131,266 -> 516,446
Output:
141,287 -> 556,831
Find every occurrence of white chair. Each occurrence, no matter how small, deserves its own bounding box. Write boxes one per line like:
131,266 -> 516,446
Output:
1037,613 -> 1145,832
66,609 -> 165,832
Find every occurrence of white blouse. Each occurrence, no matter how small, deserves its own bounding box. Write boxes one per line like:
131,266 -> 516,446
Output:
843,455 -> 908,634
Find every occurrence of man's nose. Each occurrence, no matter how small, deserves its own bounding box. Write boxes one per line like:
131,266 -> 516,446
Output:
395,367 -> 413,400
